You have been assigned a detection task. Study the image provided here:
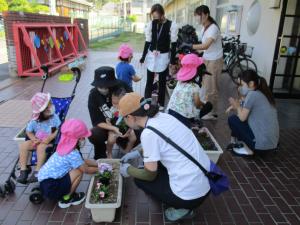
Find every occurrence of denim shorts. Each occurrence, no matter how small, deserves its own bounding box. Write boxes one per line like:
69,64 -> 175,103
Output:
40,173 -> 71,200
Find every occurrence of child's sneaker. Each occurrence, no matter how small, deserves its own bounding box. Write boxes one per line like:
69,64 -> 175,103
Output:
58,192 -> 86,208
17,170 -> 29,184
27,171 -> 38,183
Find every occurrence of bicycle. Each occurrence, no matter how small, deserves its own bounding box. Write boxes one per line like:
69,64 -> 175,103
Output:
222,35 -> 257,85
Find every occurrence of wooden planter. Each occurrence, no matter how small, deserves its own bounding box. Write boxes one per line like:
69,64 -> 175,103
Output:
85,159 -> 123,223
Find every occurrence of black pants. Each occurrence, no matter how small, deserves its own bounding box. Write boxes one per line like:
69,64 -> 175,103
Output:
88,127 -> 108,159
144,68 -> 168,106
168,102 -> 213,129
88,127 -> 142,160
134,163 -> 210,209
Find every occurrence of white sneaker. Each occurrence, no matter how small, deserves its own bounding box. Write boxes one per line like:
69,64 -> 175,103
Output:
233,147 -> 254,156
201,113 -> 218,120
159,106 -> 165,111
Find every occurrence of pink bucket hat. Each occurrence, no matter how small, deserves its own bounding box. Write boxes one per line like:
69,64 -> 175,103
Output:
177,54 -> 204,81
57,119 -> 91,156
31,92 -> 51,120
118,44 -> 133,59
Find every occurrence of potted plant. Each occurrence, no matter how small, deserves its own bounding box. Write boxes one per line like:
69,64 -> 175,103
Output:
111,112 -> 129,135
85,159 -> 123,223
192,127 -> 223,163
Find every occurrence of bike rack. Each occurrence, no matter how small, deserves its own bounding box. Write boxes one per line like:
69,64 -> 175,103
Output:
13,23 -> 87,77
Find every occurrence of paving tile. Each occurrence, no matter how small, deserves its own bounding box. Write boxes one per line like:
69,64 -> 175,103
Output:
49,206 -> 68,222
259,214 -> 276,225
136,202 -> 149,222
2,210 -> 22,225
32,212 -> 51,225
151,213 -> 163,225
284,213 -> 300,225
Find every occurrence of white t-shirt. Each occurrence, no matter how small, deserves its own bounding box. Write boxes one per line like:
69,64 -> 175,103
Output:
141,113 -> 211,200
200,24 -> 223,60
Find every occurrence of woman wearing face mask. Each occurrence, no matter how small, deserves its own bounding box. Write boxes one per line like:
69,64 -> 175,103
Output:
227,70 -> 279,156
181,5 -> 223,120
140,3 -> 178,111
88,66 -> 132,159
17,92 -> 61,184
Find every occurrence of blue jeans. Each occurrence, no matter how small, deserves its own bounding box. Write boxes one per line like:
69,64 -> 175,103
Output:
228,115 -> 255,150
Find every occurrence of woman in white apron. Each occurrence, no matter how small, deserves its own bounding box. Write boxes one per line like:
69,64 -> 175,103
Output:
140,3 -> 178,110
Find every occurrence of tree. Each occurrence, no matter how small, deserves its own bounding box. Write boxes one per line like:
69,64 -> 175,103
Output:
88,0 -> 120,10
8,0 -> 49,13
0,0 -> 8,12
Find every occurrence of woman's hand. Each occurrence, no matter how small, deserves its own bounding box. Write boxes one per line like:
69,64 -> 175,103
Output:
229,97 -> 240,110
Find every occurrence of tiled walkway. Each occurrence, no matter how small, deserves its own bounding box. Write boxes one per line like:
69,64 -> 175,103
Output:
0,51 -> 299,225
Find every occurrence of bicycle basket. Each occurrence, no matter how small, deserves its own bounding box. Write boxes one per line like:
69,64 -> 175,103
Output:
236,43 -> 247,55
245,46 -> 254,58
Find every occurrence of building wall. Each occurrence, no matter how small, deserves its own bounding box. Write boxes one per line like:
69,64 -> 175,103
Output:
236,0 -> 282,84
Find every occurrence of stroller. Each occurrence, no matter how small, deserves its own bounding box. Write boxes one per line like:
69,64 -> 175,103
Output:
0,65 -> 81,204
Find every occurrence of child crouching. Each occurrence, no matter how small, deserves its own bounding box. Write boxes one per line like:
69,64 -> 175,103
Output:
38,119 -> 98,208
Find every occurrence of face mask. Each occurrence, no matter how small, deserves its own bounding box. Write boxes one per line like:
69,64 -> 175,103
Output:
195,15 -> 201,23
239,84 -> 250,96
97,87 -> 109,95
78,139 -> 86,149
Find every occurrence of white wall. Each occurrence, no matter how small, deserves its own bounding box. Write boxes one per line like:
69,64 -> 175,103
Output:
238,0 -> 282,83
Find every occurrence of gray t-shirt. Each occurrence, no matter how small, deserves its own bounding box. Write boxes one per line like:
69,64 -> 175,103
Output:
244,90 -> 279,150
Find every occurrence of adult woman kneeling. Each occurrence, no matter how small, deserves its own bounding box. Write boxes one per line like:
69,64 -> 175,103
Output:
118,92 -> 210,222
227,70 -> 279,156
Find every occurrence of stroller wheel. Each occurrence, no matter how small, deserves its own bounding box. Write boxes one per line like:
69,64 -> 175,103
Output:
5,179 -> 16,194
30,190 -> 43,204
31,186 -> 40,193
0,185 -> 5,198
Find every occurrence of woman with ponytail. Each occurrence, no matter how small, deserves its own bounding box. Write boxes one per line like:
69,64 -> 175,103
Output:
227,70 -> 279,156
181,5 -> 223,120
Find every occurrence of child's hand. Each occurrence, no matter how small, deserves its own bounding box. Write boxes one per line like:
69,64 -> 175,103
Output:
112,127 -> 122,137
32,138 -> 40,145
225,106 -> 233,114
121,128 -> 132,138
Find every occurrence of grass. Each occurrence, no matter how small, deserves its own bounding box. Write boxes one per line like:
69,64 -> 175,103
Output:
89,32 -> 144,52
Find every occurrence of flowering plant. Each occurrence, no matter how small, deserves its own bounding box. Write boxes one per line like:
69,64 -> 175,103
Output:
92,181 -> 110,200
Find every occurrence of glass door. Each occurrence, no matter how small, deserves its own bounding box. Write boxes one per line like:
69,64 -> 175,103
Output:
270,0 -> 300,98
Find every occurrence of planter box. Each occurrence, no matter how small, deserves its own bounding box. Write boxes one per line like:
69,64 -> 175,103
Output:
13,126 -> 26,145
196,127 -> 223,163
85,159 -> 123,223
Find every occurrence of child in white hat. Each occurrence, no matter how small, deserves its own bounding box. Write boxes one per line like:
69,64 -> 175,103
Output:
17,92 -> 61,184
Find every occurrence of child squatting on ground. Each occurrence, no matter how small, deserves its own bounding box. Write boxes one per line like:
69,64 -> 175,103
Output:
17,92 -> 61,184
116,44 -> 141,88
38,119 -> 98,208
167,53 -> 213,128
106,87 -> 137,158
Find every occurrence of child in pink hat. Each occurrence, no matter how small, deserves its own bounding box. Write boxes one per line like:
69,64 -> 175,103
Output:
116,43 -> 141,88
17,92 -> 61,184
38,119 -> 98,208
166,54 -> 213,128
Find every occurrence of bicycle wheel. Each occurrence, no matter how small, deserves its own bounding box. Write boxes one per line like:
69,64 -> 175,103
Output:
229,58 -> 257,85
